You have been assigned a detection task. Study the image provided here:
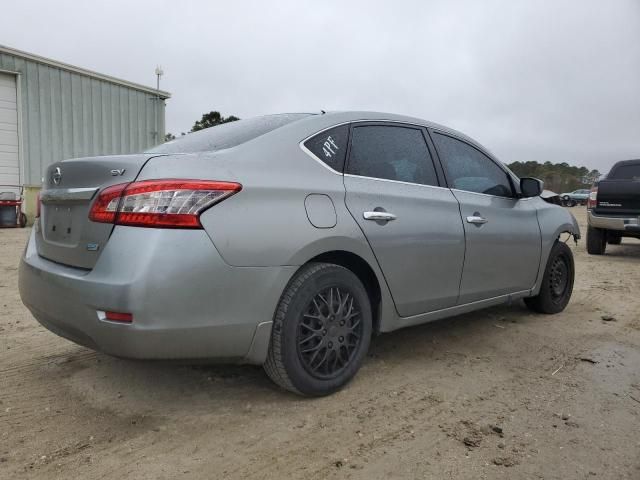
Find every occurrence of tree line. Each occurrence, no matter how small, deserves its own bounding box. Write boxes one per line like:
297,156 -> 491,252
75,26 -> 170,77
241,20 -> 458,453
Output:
507,161 -> 600,192
165,111 -> 240,141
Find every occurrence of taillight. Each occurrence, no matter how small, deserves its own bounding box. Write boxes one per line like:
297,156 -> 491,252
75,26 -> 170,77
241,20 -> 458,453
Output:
89,179 -> 241,228
89,183 -> 128,224
587,185 -> 598,209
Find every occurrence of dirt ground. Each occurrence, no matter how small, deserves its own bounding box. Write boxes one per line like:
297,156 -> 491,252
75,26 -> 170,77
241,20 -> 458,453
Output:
1,208 -> 639,480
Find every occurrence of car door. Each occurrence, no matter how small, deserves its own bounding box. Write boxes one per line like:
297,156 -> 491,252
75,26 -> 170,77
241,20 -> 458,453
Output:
343,123 -> 465,317
430,131 -> 541,304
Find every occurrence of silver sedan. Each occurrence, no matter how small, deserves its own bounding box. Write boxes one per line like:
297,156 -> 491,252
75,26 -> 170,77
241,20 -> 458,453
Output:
19,111 -> 580,396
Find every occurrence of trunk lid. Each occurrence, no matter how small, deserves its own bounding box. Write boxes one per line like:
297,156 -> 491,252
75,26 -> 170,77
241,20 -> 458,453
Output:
36,154 -> 163,269
595,179 -> 640,216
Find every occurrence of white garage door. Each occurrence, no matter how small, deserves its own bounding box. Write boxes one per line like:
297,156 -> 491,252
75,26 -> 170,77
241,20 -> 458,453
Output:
0,72 -> 20,191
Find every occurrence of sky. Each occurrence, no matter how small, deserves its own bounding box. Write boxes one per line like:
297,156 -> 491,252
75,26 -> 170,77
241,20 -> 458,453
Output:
3,0 -> 640,172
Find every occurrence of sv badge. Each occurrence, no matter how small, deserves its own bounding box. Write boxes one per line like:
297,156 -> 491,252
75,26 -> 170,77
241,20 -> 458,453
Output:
110,169 -> 126,176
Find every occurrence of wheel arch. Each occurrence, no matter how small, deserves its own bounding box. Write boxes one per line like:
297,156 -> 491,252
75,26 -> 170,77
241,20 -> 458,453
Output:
528,202 -> 581,297
305,250 -> 384,334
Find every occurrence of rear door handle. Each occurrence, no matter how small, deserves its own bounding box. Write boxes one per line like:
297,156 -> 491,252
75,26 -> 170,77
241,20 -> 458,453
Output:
363,211 -> 397,222
466,215 -> 488,225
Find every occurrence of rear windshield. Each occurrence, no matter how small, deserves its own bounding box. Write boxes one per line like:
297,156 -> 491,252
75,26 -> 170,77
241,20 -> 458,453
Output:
146,113 -> 312,154
609,163 -> 640,180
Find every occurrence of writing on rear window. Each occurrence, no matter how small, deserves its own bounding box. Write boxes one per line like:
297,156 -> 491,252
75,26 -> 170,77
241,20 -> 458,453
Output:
304,125 -> 349,171
322,135 -> 340,158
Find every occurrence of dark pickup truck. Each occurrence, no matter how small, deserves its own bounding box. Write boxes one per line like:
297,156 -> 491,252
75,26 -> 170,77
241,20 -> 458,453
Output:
587,159 -> 640,254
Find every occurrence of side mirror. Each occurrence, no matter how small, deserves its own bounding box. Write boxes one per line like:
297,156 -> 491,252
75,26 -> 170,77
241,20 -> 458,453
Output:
520,177 -> 544,198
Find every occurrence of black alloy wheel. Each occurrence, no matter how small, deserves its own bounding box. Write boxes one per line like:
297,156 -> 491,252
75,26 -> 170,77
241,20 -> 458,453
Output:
297,286 -> 363,380
264,263 -> 372,396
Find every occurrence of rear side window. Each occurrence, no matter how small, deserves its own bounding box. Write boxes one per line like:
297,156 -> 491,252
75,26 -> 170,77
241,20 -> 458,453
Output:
346,125 -> 439,186
146,113 -> 311,154
303,125 -> 350,171
433,133 -> 514,197
609,163 -> 640,180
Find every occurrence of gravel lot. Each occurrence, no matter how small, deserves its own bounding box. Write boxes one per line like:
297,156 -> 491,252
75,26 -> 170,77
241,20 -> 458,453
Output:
1,208 -> 639,479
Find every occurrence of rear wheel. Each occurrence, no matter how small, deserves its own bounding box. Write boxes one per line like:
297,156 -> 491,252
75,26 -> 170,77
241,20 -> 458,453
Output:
525,241 -> 574,314
264,263 -> 372,396
586,226 -> 606,255
19,213 -> 27,228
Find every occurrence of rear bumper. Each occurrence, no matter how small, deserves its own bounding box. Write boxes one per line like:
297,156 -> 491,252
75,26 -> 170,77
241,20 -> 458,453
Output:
19,227 -> 296,363
588,210 -> 640,233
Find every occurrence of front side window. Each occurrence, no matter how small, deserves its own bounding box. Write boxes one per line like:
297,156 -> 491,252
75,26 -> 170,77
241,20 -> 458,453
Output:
346,125 -> 439,186
432,133 -> 513,197
303,125 -> 350,171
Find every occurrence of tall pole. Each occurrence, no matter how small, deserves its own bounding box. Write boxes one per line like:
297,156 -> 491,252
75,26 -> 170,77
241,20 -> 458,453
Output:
154,66 -> 164,144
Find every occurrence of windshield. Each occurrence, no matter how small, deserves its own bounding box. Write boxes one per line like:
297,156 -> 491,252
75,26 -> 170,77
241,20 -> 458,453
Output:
147,113 -> 312,154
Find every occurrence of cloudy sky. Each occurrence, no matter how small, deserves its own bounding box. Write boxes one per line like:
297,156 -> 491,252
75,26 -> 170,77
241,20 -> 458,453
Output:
4,0 -> 640,172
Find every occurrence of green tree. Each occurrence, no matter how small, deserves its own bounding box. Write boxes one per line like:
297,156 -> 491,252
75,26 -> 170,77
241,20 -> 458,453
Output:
191,111 -> 240,132
164,132 -> 176,142
507,161 -> 600,193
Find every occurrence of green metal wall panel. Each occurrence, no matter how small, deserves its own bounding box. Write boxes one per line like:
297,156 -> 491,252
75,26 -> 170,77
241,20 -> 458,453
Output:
0,52 -> 167,186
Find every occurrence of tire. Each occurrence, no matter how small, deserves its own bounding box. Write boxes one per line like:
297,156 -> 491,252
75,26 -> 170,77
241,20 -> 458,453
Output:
608,234 -> 622,245
586,226 -> 606,255
19,213 -> 27,228
264,262 -> 372,396
524,241 -> 575,314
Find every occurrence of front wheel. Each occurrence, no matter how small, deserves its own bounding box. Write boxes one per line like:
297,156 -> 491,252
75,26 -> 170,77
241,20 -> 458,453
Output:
524,241 -> 574,314
264,263 -> 372,396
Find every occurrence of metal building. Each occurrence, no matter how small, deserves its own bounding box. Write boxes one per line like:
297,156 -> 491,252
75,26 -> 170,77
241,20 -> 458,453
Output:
0,44 -> 170,219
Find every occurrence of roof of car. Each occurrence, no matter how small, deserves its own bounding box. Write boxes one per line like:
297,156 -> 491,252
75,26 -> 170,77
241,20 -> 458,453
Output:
611,159 -> 640,167
307,111 -> 487,153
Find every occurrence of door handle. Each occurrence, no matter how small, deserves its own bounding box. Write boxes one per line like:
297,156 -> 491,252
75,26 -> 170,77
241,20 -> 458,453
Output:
466,215 -> 488,225
363,211 -> 397,222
